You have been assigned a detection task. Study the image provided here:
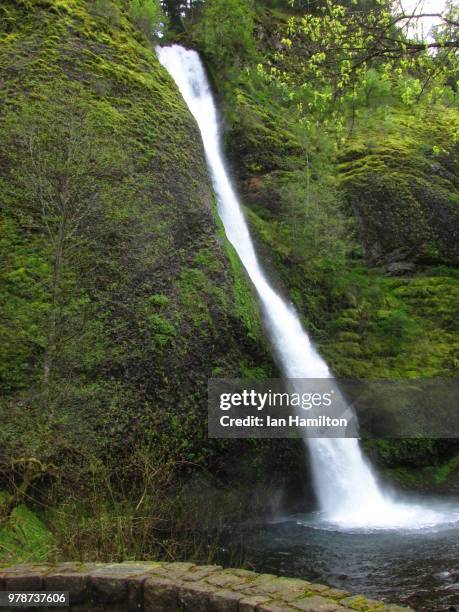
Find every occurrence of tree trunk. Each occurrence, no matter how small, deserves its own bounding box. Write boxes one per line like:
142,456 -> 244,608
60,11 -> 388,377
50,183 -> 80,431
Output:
43,228 -> 64,386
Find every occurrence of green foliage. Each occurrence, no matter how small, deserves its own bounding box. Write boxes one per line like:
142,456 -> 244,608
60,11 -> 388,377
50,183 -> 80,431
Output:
376,451 -> 459,489
127,0 -> 164,39
224,241 -> 263,345
194,0 -> 459,384
320,268 -> 459,378
1,0 -> 458,563
246,0 -> 458,141
433,453 -> 459,485
338,106 -> 459,265
0,92 -> 138,392
45,455 -> 283,563
376,308 -> 418,346
373,439 -> 435,468
147,313 -> 176,347
0,218 -> 50,391
272,168 -> 350,269
193,0 -> 256,71
147,293 -> 170,306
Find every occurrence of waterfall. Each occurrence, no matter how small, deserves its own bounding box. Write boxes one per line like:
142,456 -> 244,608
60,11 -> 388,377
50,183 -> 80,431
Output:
157,44 -> 456,529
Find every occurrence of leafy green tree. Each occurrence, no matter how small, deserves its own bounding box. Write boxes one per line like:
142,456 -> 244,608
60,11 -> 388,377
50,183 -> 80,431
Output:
245,0 -> 458,140
279,167 -> 350,269
128,0 -> 164,38
2,96 -> 129,389
193,0 -> 256,71
287,0 -> 382,12
161,0 -> 184,29
280,0 -> 458,92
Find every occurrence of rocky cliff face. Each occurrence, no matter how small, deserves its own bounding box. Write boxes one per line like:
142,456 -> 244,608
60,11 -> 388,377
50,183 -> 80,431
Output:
0,0 -> 284,493
339,110 -> 459,267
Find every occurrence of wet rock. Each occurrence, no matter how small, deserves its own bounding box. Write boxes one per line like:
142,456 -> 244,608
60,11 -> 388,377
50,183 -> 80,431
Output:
143,575 -> 179,612
293,594 -> 349,611
239,594 -> 274,611
386,261 -> 416,276
340,594 -> 384,610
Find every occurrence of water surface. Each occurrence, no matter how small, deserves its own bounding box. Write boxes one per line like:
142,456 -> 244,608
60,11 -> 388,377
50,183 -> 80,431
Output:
219,513 -> 459,611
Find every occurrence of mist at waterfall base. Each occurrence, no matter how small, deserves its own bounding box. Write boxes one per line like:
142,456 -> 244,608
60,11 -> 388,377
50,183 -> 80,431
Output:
157,42 -> 458,530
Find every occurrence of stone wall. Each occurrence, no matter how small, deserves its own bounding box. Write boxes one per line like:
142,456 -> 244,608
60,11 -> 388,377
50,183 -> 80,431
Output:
0,562 -> 412,611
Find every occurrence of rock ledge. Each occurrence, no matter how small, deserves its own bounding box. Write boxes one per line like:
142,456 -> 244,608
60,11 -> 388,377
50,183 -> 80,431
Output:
0,562 -> 413,611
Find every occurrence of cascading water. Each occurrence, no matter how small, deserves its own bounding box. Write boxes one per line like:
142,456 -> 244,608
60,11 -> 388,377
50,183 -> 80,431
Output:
157,44 -> 458,530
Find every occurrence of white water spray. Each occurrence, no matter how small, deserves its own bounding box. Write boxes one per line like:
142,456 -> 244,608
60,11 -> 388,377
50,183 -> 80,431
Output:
157,44 -> 458,529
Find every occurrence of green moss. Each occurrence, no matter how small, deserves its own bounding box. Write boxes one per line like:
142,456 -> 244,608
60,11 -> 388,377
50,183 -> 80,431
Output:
224,242 -> 263,344
147,314 -> 176,348
147,294 -> 170,307
339,107 -> 459,265
320,268 -> 459,378
193,248 -> 222,272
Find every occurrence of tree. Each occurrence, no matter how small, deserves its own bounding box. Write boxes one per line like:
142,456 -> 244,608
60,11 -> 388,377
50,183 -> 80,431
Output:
3,97 -> 128,388
287,0 -> 382,13
193,0 -> 256,70
128,0 -> 164,38
159,0 -> 205,29
281,0 -> 458,91
161,0 -> 185,29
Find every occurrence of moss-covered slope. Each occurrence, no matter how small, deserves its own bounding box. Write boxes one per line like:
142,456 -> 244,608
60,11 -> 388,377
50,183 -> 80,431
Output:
0,0 -> 277,492
340,109 -> 459,265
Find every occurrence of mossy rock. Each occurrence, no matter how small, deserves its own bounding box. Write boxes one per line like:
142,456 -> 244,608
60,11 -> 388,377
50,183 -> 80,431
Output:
339,108 -> 459,266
